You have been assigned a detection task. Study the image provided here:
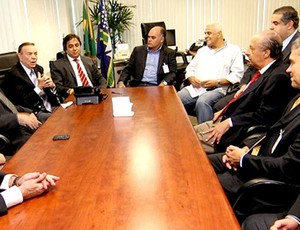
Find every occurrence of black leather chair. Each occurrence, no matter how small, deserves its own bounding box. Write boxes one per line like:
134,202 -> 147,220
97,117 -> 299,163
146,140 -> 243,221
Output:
141,21 -> 166,45
0,51 -> 18,88
233,178 -> 300,222
0,51 -> 18,154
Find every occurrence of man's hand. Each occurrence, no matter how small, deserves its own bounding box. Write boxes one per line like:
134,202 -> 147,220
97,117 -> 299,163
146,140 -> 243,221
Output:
222,154 -> 236,170
270,217 -> 299,230
205,119 -> 231,144
201,80 -> 217,88
234,84 -> 246,98
17,113 -> 42,129
118,82 -> 126,88
213,110 -> 223,122
18,172 -> 60,200
225,145 -> 248,168
188,76 -> 202,88
37,72 -> 56,89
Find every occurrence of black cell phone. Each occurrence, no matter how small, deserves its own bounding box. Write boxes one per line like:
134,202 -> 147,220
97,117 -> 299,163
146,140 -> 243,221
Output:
52,135 -> 70,141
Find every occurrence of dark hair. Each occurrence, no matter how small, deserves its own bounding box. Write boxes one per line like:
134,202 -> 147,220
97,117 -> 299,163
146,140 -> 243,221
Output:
18,42 -> 35,53
259,30 -> 283,59
63,34 -> 81,51
273,6 -> 299,29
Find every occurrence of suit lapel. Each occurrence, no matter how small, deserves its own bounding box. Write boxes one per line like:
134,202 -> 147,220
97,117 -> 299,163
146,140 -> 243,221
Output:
282,31 -> 300,62
65,57 -> 77,82
157,47 -> 166,73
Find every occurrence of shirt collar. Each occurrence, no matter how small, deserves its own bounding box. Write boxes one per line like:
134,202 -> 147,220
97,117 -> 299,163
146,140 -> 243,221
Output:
282,30 -> 298,51
147,45 -> 163,53
67,54 -> 82,62
20,62 -> 34,76
259,60 -> 276,74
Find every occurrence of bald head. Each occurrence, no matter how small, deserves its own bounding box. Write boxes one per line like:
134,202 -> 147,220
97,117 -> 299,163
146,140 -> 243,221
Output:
246,30 -> 283,69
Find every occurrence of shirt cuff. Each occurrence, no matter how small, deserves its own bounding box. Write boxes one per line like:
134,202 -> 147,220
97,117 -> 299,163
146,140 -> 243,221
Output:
240,153 -> 248,167
286,215 -> 300,226
0,174 -> 15,190
1,186 -> 23,208
229,118 -> 233,127
34,86 -> 44,96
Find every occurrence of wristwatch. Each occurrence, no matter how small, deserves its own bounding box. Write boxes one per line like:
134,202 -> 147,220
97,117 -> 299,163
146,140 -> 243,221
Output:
162,80 -> 168,86
217,79 -> 221,87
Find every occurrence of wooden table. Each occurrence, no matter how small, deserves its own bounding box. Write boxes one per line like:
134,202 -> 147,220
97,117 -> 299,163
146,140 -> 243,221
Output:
0,87 -> 240,229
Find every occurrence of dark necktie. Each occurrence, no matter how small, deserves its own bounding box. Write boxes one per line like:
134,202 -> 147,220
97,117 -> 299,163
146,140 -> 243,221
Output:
74,58 -> 89,86
0,91 -> 18,114
215,71 -> 261,121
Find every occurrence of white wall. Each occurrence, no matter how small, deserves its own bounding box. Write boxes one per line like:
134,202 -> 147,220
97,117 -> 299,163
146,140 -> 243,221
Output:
0,0 -> 300,71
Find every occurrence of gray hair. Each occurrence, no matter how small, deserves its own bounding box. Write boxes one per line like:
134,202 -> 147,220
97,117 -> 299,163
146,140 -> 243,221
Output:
291,37 -> 300,54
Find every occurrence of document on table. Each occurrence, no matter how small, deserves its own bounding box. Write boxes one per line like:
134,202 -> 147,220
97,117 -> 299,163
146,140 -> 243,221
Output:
112,96 -> 134,117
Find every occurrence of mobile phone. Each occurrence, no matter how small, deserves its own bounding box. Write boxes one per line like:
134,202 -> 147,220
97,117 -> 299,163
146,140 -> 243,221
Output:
52,135 -> 70,141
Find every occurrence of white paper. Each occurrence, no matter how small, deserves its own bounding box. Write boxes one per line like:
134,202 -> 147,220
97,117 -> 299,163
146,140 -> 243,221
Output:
61,101 -> 73,109
185,85 -> 206,98
112,96 -> 134,117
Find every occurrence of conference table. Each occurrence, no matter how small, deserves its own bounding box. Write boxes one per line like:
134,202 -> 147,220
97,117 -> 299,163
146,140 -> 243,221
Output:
0,87 -> 240,229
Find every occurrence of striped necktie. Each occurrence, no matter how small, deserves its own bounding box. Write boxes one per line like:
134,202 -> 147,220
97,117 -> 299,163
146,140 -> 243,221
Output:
74,58 -> 89,86
214,71 -> 261,121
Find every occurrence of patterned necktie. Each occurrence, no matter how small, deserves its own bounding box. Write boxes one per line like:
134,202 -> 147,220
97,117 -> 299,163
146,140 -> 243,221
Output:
0,91 -> 18,114
215,71 -> 261,121
74,58 -> 89,86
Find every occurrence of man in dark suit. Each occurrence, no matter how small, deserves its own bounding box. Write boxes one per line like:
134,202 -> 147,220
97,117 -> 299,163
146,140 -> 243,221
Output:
0,90 -> 41,155
117,26 -> 177,87
50,34 -> 107,100
2,42 -> 59,123
209,37 -> 300,227
0,171 -> 59,216
242,193 -> 300,230
213,5 -> 300,112
194,30 -> 297,154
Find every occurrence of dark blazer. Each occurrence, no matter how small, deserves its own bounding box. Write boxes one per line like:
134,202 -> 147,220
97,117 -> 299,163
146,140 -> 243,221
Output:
2,62 -> 60,114
118,45 -> 177,86
238,94 -> 300,185
0,172 -> 8,216
215,59 -> 298,152
50,55 -> 107,99
289,193 -> 300,219
282,30 -> 300,63
213,31 -> 300,112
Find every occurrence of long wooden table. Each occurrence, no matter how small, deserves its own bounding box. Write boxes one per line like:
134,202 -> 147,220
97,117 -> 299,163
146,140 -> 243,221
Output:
0,87 -> 240,229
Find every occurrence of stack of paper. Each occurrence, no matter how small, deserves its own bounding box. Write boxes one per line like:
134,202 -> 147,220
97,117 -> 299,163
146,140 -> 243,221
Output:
112,96 -> 134,117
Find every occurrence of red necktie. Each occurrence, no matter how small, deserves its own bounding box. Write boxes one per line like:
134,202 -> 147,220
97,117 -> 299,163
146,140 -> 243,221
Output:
215,71 -> 261,121
74,59 -> 89,86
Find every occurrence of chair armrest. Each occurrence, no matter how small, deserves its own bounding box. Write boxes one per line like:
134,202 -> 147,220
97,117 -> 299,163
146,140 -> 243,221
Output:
233,178 -> 300,221
0,134 -> 13,156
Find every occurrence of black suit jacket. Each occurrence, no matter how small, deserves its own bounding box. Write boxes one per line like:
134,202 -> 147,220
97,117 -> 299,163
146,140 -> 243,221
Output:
2,62 -> 59,114
118,45 -> 177,86
0,172 -> 8,216
282,31 -> 300,63
50,55 -> 107,99
238,94 -> 300,185
216,59 -> 298,152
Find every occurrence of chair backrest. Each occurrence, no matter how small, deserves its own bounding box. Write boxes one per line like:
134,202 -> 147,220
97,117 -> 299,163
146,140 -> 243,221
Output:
141,21 -> 166,45
0,51 -> 18,88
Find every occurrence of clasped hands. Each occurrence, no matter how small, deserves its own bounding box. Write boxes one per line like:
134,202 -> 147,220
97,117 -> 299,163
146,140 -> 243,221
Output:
37,72 -> 56,90
189,76 -> 217,88
222,145 -> 249,171
13,172 -> 60,200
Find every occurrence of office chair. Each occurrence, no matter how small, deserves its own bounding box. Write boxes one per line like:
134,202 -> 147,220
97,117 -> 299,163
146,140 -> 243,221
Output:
233,178 -> 300,223
141,21 -> 166,45
0,51 -> 19,155
0,51 -> 18,88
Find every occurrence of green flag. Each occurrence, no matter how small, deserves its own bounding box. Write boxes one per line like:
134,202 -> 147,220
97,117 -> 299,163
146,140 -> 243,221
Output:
83,1 -> 96,57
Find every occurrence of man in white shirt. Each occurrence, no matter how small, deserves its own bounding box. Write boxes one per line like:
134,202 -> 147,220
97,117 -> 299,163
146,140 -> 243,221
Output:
0,166 -> 59,216
178,22 -> 244,124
